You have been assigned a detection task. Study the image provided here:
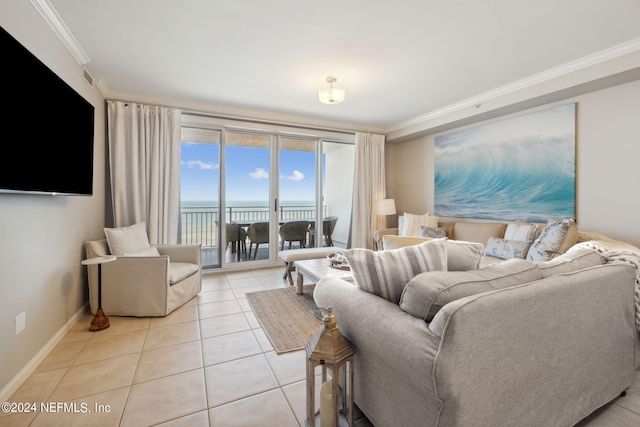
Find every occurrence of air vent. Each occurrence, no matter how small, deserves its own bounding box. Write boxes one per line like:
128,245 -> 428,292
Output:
82,66 -> 94,87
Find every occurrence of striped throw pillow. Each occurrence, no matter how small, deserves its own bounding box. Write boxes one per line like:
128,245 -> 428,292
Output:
399,213 -> 439,237
504,221 -> 539,241
344,238 -> 448,304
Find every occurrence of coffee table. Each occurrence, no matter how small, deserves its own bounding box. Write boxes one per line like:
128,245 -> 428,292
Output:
295,258 -> 353,295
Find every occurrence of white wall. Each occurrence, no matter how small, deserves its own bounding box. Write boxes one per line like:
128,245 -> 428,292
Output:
0,1 -> 107,395
386,79 -> 640,247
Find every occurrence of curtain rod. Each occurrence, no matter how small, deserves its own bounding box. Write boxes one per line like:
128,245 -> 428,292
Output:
105,99 -> 357,136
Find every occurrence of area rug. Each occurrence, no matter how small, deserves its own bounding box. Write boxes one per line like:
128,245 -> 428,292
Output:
246,285 -> 322,354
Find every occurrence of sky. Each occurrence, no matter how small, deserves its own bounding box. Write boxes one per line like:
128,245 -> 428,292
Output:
180,141 -> 319,204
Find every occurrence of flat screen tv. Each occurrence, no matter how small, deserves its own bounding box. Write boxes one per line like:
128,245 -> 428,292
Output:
0,26 -> 95,196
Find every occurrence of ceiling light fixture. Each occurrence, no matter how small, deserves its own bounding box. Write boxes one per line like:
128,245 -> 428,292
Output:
318,76 -> 345,104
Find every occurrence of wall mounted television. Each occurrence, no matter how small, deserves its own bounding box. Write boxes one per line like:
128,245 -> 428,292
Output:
0,26 -> 95,196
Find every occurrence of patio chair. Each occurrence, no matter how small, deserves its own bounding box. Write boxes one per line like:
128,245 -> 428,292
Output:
247,221 -> 269,259
226,223 -> 247,256
309,216 -> 338,247
279,220 -> 310,250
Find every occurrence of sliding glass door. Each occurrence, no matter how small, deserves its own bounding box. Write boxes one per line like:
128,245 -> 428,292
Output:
225,132 -> 272,262
180,128 -> 221,268
180,114 -> 354,270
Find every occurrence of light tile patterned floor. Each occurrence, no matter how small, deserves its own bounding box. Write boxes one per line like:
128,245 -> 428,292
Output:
1,266 -> 639,426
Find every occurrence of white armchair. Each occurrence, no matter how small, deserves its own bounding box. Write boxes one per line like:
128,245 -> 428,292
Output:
85,239 -> 202,317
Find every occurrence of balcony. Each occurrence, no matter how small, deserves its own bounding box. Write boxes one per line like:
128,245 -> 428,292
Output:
181,204 -> 333,267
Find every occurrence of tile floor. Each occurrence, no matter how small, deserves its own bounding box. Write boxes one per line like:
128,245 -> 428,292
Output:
1,266 -> 639,427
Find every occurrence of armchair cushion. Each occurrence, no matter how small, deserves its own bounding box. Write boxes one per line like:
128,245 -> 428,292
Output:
124,247 -> 161,257
104,222 -> 151,255
169,262 -> 200,285
399,213 -> 439,237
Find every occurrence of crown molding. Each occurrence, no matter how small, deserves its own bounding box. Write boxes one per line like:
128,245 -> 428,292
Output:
387,37 -> 640,135
101,86 -> 385,135
30,0 -> 90,65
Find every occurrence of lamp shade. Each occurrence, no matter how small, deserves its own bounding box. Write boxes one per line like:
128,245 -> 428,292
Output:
375,199 -> 396,216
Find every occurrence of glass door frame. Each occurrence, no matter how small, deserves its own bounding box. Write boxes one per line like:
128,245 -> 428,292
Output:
181,113 -> 354,271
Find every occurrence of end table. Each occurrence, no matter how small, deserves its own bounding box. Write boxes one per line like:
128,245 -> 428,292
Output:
82,255 -> 116,331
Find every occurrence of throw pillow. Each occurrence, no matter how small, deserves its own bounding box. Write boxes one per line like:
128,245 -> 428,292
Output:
399,258 -> 542,322
104,222 -> 151,256
382,235 -> 483,271
504,221 -> 539,241
483,236 -> 533,260
399,212 -> 438,237
420,226 -> 447,238
526,218 -> 578,262
344,238 -> 448,304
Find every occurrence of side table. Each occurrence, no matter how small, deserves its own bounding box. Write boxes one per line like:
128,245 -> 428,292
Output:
82,255 -> 116,331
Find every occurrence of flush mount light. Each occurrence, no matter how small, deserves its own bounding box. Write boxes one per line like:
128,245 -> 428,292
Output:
318,76 -> 345,104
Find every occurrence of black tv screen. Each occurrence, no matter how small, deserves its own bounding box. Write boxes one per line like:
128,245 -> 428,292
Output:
1,26 -> 95,196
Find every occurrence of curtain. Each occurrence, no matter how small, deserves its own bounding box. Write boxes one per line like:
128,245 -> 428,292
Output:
107,101 -> 182,244
350,132 -> 386,249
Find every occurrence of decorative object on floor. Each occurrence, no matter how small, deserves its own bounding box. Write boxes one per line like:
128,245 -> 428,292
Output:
318,76 -> 345,104
246,285 -> 321,354
434,103 -> 576,222
305,307 -> 355,427
81,255 -> 116,331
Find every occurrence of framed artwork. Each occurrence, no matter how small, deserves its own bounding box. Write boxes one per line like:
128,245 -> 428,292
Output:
434,103 -> 576,222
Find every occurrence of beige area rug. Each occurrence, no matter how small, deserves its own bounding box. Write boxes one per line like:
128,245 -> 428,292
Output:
247,285 -> 322,354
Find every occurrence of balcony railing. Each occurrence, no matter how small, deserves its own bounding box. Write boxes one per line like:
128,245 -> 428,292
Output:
181,204 -> 325,247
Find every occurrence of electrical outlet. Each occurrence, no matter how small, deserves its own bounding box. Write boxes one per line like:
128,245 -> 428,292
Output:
15,312 -> 26,335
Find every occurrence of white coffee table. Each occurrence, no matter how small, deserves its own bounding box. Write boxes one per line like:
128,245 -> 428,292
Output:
295,258 -> 353,295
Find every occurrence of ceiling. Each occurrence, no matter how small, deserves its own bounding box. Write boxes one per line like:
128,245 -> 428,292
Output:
43,0 -> 640,134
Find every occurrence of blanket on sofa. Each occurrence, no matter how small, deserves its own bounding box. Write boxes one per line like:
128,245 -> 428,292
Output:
571,241 -> 640,331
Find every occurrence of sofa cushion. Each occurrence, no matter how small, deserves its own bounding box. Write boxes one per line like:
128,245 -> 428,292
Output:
483,236 -> 533,260
169,262 -> 200,285
382,235 -> 483,271
104,222 -> 151,256
399,258 -> 541,321
527,218 -> 578,262
399,213 -> 439,237
451,222 -> 506,245
344,238 -> 448,304
537,248 -> 604,278
420,226 -> 447,238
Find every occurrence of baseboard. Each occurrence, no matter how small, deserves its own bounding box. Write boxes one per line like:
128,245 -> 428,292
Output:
0,302 -> 89,403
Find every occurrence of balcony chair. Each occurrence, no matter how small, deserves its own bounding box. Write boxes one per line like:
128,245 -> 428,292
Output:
278,220 -> 310,250
247,221 -> 269,259
309,216 -> 338,247
84,222 -> 202,317
226,222 -> 247,256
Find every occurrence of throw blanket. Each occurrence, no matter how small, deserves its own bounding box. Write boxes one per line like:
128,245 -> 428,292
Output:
570,241 -> 640,331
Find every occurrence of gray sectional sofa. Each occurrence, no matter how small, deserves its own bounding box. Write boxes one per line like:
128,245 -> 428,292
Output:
314,234 -> 640,426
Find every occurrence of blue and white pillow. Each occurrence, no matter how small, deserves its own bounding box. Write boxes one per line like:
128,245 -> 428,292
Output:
484,237 -> 532,260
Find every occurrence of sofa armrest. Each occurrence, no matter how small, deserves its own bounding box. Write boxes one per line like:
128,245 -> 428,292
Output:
372,227 -> 399,250
155,243 -> 202,264
428,264 -> 636,426
314,277 -> 442,427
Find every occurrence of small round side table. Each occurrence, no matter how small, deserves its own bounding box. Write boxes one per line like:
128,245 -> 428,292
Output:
82,255 -> 116,331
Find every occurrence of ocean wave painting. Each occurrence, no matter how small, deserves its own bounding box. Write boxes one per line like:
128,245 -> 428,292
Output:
434,104 -> 575,222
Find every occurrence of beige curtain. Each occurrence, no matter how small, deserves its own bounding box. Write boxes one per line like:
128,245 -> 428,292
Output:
107,101 -> 182,244
351,132 -> 386,249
